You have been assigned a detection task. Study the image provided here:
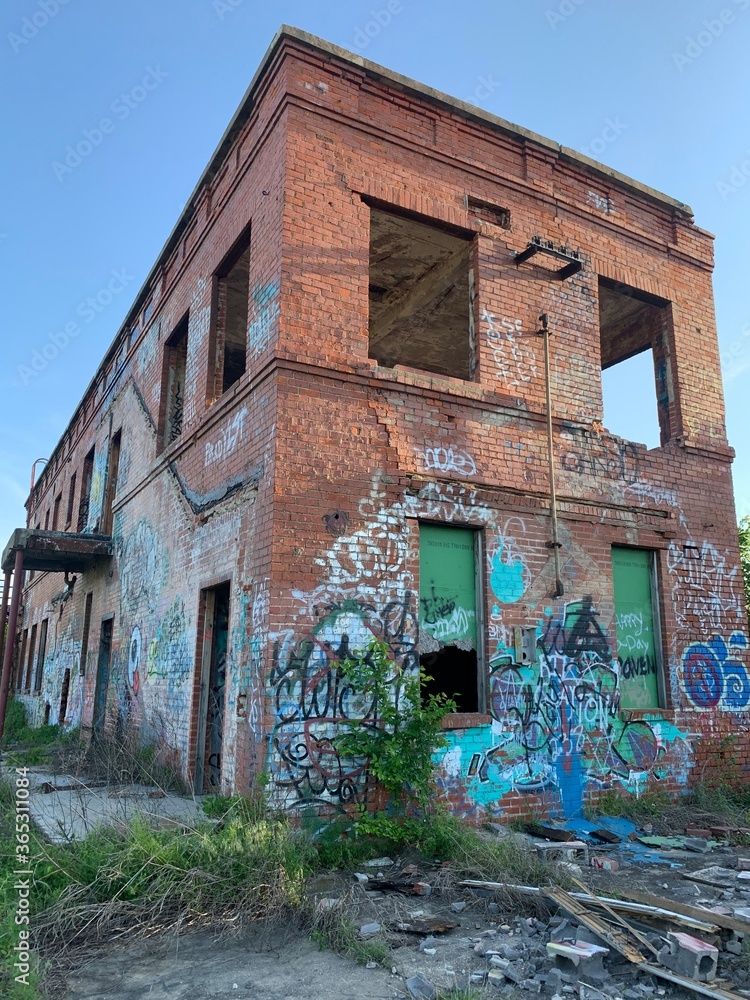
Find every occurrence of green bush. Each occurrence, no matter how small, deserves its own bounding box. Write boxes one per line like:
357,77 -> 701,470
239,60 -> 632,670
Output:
2,699 -> 26,740
333,637 -> 455,810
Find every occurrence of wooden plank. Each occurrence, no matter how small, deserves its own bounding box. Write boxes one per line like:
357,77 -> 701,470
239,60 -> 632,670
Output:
458,881 -> 719,933
620,888 -> 750,937
569,875 -> 658,957
640,964 -> 748,1000
544,886 -> 647,964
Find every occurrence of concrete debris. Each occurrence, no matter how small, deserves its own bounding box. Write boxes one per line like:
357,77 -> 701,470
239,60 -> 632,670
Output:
546,941 -> 610,984
364,857 -> 394,868
450,901 -> 467,912
657,931 -> 719,982
358,922 -> 382,939
404,974 -> 436,999
684,838 -> 713,854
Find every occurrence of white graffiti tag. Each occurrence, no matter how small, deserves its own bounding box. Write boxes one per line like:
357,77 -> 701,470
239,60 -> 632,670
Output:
205,407 -> 248,466
422,445 -> 477,477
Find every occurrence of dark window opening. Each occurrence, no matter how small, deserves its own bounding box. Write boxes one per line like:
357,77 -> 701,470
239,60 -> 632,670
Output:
161,314 -> 189,447
65,472 -> 76,528
599,278 -> 672,448
420,647 -> 478,713
80,592 -> 93,675
368,205 -> 474,379
215,231 -> 251,396
77,447 -> 95,532
33,618 -> 48,694
25,623 -> 37,693
101,430 -> 121,536
51,493 -> 62,531
60,668 -> 71,724
43,508 -> 50,531
43,702 -> 51,725
419,523 -> 481,712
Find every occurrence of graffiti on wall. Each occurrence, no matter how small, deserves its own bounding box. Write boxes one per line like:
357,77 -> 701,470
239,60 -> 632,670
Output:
267,594 -> 418,812
683,633 -> 749,710
147,598 -> 191,683
421,445 -> 477,478
483,310 -> 538,389
559,425 -> 639,483
273,474 -> 691,820
118,519 -> 163,617
205,407 -> 248,466
248,281 -> 280,355
667,537 -> 749,710
85,449 -> 109,531
442,596 -> 691,816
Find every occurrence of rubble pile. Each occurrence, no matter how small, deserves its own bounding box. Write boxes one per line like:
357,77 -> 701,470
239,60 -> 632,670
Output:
321,818 -> 750,999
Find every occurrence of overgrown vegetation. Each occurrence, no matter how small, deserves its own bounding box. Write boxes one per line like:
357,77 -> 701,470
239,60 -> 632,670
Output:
0,654 -> 558,995
334,637 -> 456,810
1,700 -> 64,766
740,515 -> 750,627
588,779 -> 750,833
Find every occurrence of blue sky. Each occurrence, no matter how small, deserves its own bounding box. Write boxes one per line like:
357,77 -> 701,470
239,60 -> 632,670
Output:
1,0 -> 749,547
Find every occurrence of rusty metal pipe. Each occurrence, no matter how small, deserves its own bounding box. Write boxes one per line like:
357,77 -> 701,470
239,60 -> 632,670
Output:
0,570 -> 11,680
0,550 -> 25,742
539,314 -> 564,598
30,457 -> 48,493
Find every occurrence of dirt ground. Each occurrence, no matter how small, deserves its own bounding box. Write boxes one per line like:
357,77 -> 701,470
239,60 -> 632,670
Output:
54,828 -> 750,1000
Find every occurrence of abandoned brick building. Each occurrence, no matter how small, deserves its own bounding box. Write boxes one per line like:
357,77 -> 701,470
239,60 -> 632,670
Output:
2,26 -> 748,822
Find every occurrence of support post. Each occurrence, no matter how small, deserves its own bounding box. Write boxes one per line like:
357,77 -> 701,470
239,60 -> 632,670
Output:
0,550 -> 25,743
0,570 -> 11,679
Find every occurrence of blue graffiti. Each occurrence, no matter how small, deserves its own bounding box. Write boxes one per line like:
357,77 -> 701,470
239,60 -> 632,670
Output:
490,545 -> 527,604
683,632 -> 749,711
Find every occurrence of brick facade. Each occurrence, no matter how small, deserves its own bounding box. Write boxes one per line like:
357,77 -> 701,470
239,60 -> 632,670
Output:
8,27 -> 748,823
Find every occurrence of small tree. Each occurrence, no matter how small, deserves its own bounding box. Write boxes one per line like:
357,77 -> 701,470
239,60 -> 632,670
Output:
334,637 -> 456,812
740,516 -> 750,628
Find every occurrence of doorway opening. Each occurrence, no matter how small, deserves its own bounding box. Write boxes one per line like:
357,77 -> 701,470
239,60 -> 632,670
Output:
195,582 -> 230,793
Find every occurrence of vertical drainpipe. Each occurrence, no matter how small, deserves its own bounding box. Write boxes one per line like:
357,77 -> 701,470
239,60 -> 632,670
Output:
539,314 -> 564,598
0,550 -> 25,742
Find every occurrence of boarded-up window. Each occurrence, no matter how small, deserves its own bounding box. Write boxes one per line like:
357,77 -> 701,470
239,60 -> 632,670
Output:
612,547 -> 662,709
419,523 -> 479,712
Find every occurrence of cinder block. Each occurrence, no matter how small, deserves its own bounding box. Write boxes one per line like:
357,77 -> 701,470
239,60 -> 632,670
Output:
657,932 -> 718,982
546,941 -> 610,983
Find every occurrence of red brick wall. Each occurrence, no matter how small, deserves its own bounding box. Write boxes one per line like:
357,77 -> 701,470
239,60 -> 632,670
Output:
14,35 -> 748,822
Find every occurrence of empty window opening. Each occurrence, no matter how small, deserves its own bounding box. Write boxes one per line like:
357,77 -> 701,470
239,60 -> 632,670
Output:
612,547 -> 663,710
419,523 -> 480,712
368,206 -> 474,379
162,314 -> 189,447
33,618 -> 48,694
51,493 -> 62,531
43,507 -> 50,531
101,430 -> 121,536
43,702 -> 51,725
80,592 -> 93,675
77,447 -> 95,532
65,472 -> 77,528
215,231 -> 250,395
599,278 -> 672,448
